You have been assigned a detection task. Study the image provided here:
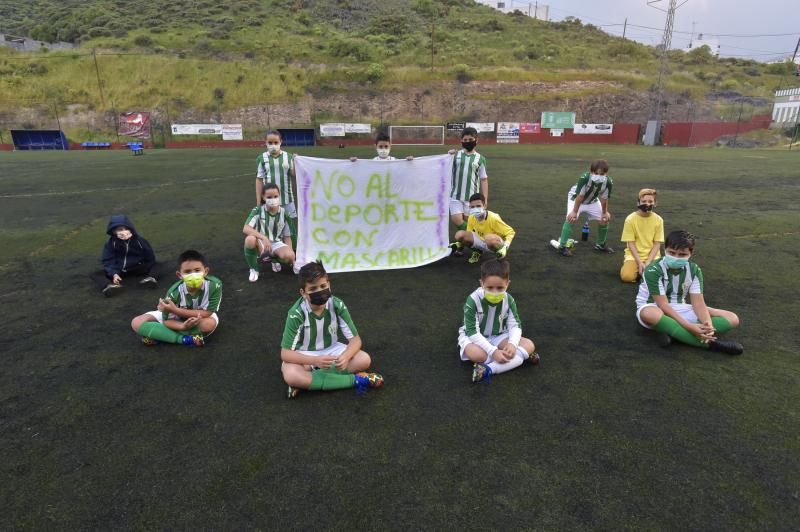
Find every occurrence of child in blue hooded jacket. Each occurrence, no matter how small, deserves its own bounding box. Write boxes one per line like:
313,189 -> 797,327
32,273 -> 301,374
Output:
91,214 -> 160,296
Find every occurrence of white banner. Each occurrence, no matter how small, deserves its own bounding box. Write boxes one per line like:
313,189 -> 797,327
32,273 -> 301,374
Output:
466,122 -> 495,132
319,123 -> 346,137
344,123 -> 372,134
550,128 -> 564,137
170,124 -> 224,135
497,122 -> 520,144
295,155 -> 452,273
222,124 -> 243,140
574,123 -> 614,135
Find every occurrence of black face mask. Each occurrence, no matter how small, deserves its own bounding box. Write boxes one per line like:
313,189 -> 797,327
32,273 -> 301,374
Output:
461,141 -> 477,151
308,288 -> 331,306
637,204 -> 653,212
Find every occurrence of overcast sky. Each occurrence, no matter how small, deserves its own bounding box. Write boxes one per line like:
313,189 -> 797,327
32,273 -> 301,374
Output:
534,0 -> 798,62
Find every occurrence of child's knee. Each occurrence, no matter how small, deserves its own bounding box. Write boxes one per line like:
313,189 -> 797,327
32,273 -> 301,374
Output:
620,265 -> 638,283
130,314 -> 150,332
454,230 -> 467,241
244,235 -> 257,247
520,338 -> 535,354
199,318 -> 217,334
485,234 -> 502,249
727,312 -> 740,328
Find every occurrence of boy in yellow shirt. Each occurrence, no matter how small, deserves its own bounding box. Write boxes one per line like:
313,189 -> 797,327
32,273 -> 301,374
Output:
620,188 -> 664,282
451,193 -> 515,264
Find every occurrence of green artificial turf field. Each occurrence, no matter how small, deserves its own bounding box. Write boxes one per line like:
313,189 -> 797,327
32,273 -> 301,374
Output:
1,145 -> 798,529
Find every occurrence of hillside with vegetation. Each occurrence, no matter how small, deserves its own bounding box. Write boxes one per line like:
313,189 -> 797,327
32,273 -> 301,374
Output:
0,0 -> 796,141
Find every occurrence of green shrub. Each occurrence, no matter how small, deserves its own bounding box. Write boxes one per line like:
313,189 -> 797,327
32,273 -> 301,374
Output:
133,35 -> 154,47
366,63 -> 385,83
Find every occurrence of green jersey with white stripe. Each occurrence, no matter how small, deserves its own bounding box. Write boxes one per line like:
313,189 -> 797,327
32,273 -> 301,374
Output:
162,275 -> 223,321
450,149 -> 488,201
281,296 -> 358,352
636,258 -> 703,308
244,205 -> 290,243
256,151 -> 295,206
569,171 -> 613,204
462,288 -> 521,337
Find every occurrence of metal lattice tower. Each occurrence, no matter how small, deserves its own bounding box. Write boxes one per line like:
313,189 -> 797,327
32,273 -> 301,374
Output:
648,0 -> 688,121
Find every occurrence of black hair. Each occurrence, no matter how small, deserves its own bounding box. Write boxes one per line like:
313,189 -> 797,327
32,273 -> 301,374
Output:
665,230 -> 696,252
177,249 -> 207,268
480,259 -> 510,280
469,192 -> 486,203
461,127 -> 478,138
265,130 -> 282,140
375,132 -> 391,144
263,182 -> 280,194
590,159 -> 609,174
298,261 -> 328,288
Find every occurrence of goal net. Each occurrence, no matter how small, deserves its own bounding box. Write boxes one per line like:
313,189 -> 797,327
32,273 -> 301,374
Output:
388,125 -> 445,145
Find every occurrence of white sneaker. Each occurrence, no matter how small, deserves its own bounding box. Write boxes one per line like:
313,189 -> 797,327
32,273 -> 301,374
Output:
292,263 -> 300,275
248,269 -> 259,282
272,262 -> 282,273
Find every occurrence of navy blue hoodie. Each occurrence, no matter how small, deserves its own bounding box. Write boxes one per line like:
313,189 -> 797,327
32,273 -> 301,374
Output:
102,215 -> 156,277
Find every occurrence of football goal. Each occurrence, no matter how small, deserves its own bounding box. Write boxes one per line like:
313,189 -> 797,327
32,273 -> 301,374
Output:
388,125 -> 445,145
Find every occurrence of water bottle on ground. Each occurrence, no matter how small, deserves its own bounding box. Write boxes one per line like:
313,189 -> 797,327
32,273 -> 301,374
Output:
581,221 -> 590,242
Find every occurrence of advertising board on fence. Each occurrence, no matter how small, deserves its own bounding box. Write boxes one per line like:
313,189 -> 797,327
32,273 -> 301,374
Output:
574,123 -> 614,135
344,123 -> 372,134
119,112 -> 151,138
550,128 -> 564,137
294,155 -> 451,272
541,112 -> 576,129
222,124 -> 243,140
497,122 -> 520,143
171,124 -> 224,135
519,123 -> 541,134
319,123 -> 346,137
466,122 -> 495,133
446,122 -> 466,131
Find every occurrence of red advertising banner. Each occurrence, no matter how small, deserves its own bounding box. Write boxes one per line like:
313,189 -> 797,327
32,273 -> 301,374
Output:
519,123 -> 541,134
118,112 -> 151,138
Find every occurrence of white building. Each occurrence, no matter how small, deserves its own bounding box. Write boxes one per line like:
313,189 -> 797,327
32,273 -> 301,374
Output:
773,87 -> 800,126
684,34 -> 720,56
475,0 -> 549,20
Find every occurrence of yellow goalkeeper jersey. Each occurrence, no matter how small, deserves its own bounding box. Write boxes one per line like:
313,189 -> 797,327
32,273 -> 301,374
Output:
466,211 -> 516,246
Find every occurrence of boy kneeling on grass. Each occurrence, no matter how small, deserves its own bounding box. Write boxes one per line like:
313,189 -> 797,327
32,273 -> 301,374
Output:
450,193 -> 515,264
636,230 -> 743,355
459,259 -> 538,384
243,182 -> 296,282
130,250 -> 222,347
280,261 -> 383,399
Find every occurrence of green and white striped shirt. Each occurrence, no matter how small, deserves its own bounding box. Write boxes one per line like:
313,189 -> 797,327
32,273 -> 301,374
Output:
636,258 -> 703,308
450,149 -> 488,201
459,288 -> 522,355
244,205 -> 290,243
162,275 -> 223,321
256,151 -> 295,206
569,171 -> 613,204
281,296 -> 358,352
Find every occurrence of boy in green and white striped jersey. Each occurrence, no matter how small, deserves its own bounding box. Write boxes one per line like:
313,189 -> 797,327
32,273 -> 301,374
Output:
131,250 -> 222,347
256,130 -> 298,247
243,183 -> 296,282
280,262 -> 384,399
636,230 -> 743,355
448,127 -> 489,256
459,259 -> 538,383
554,159 -> 614,256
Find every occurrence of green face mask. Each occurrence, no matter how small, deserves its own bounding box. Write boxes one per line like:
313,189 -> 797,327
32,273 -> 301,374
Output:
182,272 -> 205,290
484,291 -> 506,304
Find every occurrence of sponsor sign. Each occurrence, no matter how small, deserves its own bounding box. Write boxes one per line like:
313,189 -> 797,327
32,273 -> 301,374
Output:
319,123 -> 346,137
344,123 -> 372,134
541,112 -> 576,129
222,124 -> 243,140
519,122 -> 541,134
496,122 -> 520,144
550,128 -> 564,137
171,124 -> 224,135
446,122 -> 466,131
574,123 -> 614,135
119,112 -> 151,138
466,122 -> 495,133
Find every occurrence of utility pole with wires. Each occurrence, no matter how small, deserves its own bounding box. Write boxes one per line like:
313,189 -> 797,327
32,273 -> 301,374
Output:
643,0 -> 688,145
622,17 -> 628,40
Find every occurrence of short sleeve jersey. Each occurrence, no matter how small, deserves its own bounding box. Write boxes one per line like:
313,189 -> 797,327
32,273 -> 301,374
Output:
162,275 -> 223,321
373,155 -> 396,160
461,288 -> 522,338
256,151 -> 295,206
281,296 -> 358,351
621,212 -> 665,262
636,258 -> 703,308
569,172 -> 613,204
466,211 -> 516,246
244,205 -> 290,243
450,149 -> 488,201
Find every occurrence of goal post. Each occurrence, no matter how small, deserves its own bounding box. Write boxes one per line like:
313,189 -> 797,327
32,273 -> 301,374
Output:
388,125 -> 445,145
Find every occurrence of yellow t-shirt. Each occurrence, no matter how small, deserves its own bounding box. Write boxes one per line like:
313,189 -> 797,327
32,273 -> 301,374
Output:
621,211 -> 664,262
466,211 -> 516,246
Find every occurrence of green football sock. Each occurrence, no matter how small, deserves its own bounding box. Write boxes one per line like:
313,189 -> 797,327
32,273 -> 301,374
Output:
457,221 -> 468,231
711,316 -> 733,334
558,221 -> 573,247
288,216 -> 298,251
309,368 -> 355,391
244,246 -> 259,270
597,224 -> 609,246
654,315 -> 707,348
137,322 -> 184,344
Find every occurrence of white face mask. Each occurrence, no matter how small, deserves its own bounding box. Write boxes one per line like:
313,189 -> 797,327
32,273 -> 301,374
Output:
267,144 -> 281,155
469,207 -> 485,219
590,173 -> 606,184
115,229 -> 132,240
376,148 -> 391,158
265,198 -> 280,207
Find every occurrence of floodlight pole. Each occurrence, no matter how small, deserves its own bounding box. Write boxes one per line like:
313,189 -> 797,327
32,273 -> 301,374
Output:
648,0 -> 688,123
92,49 -> 106,108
